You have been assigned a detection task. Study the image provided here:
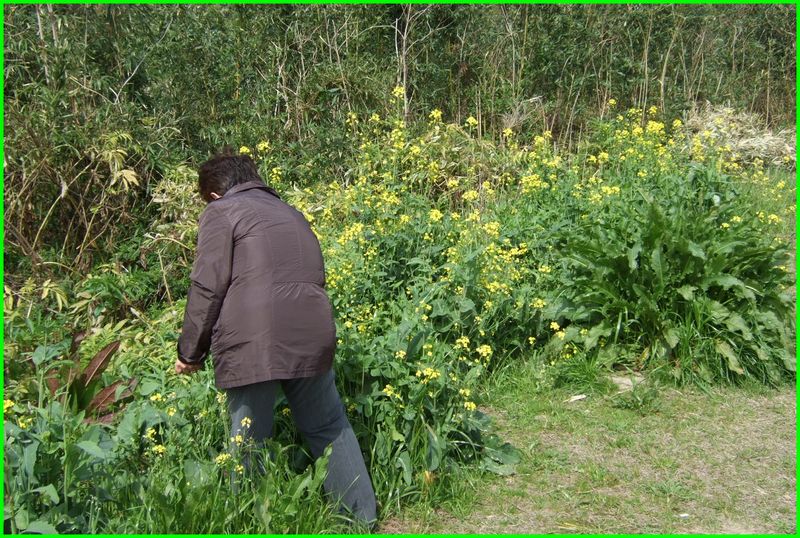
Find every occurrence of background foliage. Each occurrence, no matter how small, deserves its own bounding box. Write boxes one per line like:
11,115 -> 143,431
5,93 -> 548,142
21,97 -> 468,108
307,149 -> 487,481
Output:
4,3 -> 796,272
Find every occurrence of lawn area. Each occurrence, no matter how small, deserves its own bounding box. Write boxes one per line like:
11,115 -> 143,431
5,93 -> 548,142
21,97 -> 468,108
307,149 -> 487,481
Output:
383,361 -> 797,534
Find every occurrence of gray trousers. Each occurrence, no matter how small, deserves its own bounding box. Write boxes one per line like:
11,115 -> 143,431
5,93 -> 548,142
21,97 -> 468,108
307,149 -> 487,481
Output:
226,369 -> 377,524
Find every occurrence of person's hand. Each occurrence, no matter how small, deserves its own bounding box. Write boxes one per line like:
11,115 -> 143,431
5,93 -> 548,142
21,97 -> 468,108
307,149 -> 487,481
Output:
175,358 -> 202,375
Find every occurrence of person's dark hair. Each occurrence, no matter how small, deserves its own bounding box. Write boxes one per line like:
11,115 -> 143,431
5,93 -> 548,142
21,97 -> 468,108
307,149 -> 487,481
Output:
198,148 -> 263,202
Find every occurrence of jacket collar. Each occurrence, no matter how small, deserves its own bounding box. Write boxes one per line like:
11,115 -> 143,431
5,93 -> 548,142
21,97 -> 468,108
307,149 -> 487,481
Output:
223,180 -> 281,199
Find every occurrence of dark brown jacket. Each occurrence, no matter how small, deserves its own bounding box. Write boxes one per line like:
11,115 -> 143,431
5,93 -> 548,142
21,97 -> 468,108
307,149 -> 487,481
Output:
177,181 -> 336,388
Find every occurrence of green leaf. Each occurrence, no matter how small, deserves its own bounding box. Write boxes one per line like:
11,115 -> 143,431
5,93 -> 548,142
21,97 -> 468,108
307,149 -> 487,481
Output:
31,345 -> 61,367
481,458 -> 517,476
396,451 -> 413,485
32,484 -> 60,505
76,441 -> 107,460
584,322 -> 612,350
703,274 -> 755,300
724,313 -> 753,341
406,330 -> 426,362
686,241 -> 706,260
627,243 -> 642,270
663,327 -> 680,349
676,285 -> 696,301
23,441 -> 39,482
715,340 -> 744,375
24,520 -> 59,534
650,244 -> 664,285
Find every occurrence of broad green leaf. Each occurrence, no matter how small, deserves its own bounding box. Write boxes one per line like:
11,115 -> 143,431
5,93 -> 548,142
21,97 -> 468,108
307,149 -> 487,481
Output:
406,330 -> 426,362
481,458 -> 517,476
32,484 -> 60,505
724,313 -> 753,341
24,520 -> 59,534
23,441 -> 39,482
396,451 -> 413,485
686,241 -> 707,260
663,327 -> 680,349
584,322 -> 612,350
676,285 -> 696,301
76,440 -> 106,460
627,243 -> 642,270
715,340 -> 744,375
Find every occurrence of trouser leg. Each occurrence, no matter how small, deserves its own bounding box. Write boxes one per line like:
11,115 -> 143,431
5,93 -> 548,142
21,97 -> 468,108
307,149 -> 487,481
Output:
226,380 -> 279,475
282,370 -> 377,524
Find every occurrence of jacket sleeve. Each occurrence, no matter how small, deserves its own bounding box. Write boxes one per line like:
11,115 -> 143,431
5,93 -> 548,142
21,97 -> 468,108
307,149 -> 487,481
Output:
177,203 -> 233,364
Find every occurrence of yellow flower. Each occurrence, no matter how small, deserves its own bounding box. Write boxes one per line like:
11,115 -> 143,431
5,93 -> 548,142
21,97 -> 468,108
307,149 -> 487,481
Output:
391,85 -> 405,99
429,209 -> 443,223
256,140 -> 270,152
462,190 -> 479,202
216,392 -> 227,404
145,427 -> 157,441
538,265 -> 552,274
465,116 -> 478,128
369,113 -> 381,123
528,336 -> 537,345
455,336 -> 470,350
429,109 -> 443,122
230,434 -> 244,444
476,345 -> 493,359
550,321 -> 560,331
235,464 -> 245,474
555,330 -> 566,340
459,388 -> 471,398
532,298 -> 546,309
240,416 -> 252,428
239,146 -> 251,155
17,416 -> 32,429
720,222 -> 730,229
4,399 -> 13,414
608,98 -> 617,107
282,407 -> 291,417
399,214 -> 411,225
672,119 -> 683,129
149,393 -> 164,403
215,453 -> 232,465
166,407 -> 177,417
151,444 -> 167,456
395,349 -> 407,360
502,127 -> 514,138
463,401 -> 477,412
648,105 -> 658,116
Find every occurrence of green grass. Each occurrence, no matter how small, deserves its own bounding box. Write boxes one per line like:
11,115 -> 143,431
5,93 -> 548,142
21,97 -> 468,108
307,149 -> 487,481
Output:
382,359 -> 797,534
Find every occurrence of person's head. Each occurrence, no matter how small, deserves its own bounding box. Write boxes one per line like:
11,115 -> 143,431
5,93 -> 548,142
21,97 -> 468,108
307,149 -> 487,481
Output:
197,149 -> 263,203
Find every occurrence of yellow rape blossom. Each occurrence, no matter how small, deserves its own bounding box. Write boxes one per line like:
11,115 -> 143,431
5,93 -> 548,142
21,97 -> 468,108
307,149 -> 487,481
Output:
239,146 -> 251,155
215,453 -> 232,465
476,345 -> 493,359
